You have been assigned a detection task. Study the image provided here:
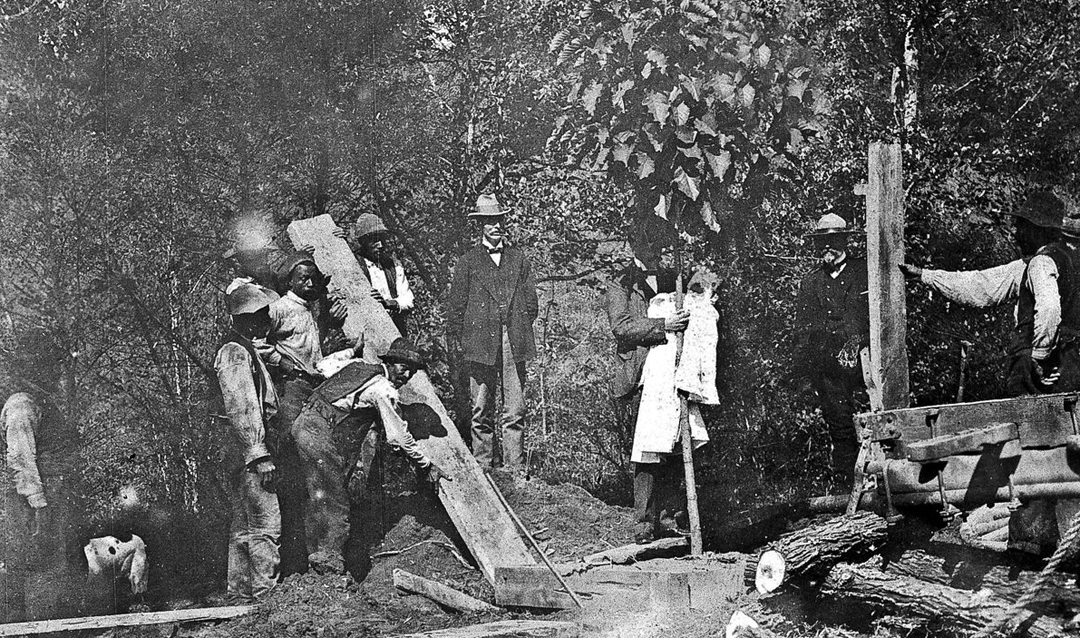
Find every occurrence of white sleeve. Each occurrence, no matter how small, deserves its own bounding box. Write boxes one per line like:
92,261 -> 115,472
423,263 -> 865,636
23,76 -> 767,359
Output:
919,259 -> 1025,308
1027,255 -> 1061,360
394,262 -> 414,311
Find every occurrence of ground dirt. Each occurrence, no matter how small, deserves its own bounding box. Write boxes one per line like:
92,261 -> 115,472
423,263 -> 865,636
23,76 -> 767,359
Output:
105,472 -> 871,638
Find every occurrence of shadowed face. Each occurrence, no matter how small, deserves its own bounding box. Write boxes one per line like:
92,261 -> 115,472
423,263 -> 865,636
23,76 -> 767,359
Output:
387,362 -> 417,388
481,216 -> 505,245
813,234 -> 848,270
288,262 -> 322,301
235,307 -> 271,339
359,233 -> 386,263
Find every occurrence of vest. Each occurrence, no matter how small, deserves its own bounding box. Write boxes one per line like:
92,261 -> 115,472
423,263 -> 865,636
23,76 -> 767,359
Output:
1014,241 -> 1080,355
314,361 -> 386,404
358,258 -> 399,299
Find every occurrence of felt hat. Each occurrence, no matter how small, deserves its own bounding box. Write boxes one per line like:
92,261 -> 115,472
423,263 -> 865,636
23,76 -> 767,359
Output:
227,283 -> 273,315
352,213 -> 389,240
469,194 -> 509,218
380,337 -> 426,370
806,212 -> 857,237
1013,191 -> 1066,230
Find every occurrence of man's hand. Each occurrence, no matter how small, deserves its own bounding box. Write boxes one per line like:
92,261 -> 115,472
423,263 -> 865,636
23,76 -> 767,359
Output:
329,299 -> 349,321
664,309 -> 690,333
370,288 -> 385,305
297,242 -> 316,254
1034,358 -> 1061,388
426,462 -> 451,486
352,333 -> 366,358
384,299 -> 400,312
899,263 -> 923,279
332,227 -> 347,240
254,459 -> 277,493
838,337 -> 861,369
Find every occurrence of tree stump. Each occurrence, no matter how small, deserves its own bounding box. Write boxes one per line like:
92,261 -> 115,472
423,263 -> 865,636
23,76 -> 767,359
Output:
821,562 -> 1067,637
752,512 -> 887,591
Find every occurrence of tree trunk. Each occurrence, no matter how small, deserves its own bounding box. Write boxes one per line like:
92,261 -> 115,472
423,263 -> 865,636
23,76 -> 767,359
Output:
753,512 -> 887,588
821,562 -> 1067,637
868,549 -> 1080,606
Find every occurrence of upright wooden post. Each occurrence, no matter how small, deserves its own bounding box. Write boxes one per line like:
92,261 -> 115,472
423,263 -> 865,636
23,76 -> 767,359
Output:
866,141 -> 910,409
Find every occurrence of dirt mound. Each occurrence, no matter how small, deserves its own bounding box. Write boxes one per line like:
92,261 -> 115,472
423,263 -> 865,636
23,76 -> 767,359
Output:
493,473 -> 637,562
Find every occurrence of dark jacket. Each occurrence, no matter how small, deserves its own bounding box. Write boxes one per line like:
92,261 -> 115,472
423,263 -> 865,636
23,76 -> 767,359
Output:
604,266 -> 675,399
447,245 -> 538,366
794,257 -> 870,379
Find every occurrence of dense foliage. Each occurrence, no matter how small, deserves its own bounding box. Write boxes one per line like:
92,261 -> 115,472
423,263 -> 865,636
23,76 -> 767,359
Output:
1,0 -> 1079,598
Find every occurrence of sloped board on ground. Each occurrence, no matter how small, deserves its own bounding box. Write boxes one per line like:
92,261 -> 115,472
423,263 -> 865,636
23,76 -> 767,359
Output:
288,215 -> 536,584
394,621 -> 581,638
0,606 -> 255,636
494,555 -> 748,610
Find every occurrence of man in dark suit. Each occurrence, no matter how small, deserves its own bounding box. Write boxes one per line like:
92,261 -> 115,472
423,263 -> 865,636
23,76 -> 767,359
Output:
794,213 -> 870,487
447,194 -> 538,471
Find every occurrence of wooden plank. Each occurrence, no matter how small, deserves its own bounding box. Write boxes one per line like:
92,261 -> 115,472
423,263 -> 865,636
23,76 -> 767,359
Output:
866,141 -> 910,410
287,215 -> 536,584
393,620 -> 580,638
582,537 -> 688,565
0,606 -> 255,636
393,569 -> 500,614
859,391 -> 1079,447
903,422 -> 1019,461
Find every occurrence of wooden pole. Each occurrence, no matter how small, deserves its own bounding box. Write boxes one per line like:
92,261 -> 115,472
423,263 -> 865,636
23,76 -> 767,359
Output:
866,141 -> 910,409
0,606 -> 255,636
672,208 -> 703,556
485,473 -> 585,608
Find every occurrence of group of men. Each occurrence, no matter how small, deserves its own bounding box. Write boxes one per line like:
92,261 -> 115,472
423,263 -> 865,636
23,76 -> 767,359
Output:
217,194 -> 539,601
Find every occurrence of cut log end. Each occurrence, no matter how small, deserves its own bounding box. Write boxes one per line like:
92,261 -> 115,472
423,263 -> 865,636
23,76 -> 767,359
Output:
755,550 -> 785,594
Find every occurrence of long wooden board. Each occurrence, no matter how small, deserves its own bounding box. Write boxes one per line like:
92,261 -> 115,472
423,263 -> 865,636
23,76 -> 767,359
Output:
866,141 -> 910,410
394,620 -> 580,638
0,606 -> 255,636
288,215 -> 536,584
494,556 -> 748,610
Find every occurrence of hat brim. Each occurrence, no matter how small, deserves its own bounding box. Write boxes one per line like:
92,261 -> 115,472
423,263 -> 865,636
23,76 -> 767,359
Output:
806,228 -> 858,238
468,208 -> 511,218
381,353 -> 426,369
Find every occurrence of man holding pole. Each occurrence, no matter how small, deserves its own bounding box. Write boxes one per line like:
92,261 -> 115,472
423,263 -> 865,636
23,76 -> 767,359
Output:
605,220 -> 715,544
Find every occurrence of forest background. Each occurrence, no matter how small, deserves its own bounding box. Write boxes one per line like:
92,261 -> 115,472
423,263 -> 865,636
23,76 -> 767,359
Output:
0,0 -> 1078,602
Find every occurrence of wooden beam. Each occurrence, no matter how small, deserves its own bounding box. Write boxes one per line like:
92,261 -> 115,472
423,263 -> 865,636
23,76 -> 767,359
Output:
287,215 -> 536,585
582,537 -> 688,565
0,606 -> 255,636
393,569 -> 500,614
393,620 -> 580,638
866,141 -> 910,409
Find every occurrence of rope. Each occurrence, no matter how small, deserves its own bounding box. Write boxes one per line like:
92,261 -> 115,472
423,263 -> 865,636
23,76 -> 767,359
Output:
973,504 -> 1080,637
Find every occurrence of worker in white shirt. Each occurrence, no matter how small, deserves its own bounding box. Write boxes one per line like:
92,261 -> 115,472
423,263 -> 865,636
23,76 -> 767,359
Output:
349,213 -> 415,337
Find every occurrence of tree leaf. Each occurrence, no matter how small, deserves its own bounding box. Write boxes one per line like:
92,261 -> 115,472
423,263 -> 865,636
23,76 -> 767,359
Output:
705,149 -> 731,180
612,78 -> 635,110
646,48 -> 668,71
613,142 -> 633,165
680,75 -> 702,101
642,91 -> 670,124
674,102 -> 691,126
694,112 -> 718,136
739,84 -> 756,108
635,151 -> 655,179
654,193 -> 669,219
701,199 -> 720,232
754,44 -> 771,68
673,166 -> 700,200
582,81 -> 603,115
620,22 -> 637,47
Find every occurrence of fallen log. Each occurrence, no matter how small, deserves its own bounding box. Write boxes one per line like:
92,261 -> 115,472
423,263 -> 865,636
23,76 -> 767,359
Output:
821,562 -> 1066,637
393,620 -> 580,638
752,511 -> 887,591
393,569 -> 499,614
582,537 -> 688,565
0,606 -> 255,636
869,549 -> 1080,606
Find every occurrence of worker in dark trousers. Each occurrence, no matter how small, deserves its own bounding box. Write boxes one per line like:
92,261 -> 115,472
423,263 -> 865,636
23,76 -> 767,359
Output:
349,213 -> 415,338
794,213 -> 870,489
291,338 -> 447,575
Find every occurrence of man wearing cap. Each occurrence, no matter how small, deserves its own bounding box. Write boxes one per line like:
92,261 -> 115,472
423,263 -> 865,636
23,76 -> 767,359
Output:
215,283 -> 281,602
290,338 -> 446,574
604,219 -> 692,543
349,213 -> 415,337
794,212 -> 870,487
447,194 -> 538,471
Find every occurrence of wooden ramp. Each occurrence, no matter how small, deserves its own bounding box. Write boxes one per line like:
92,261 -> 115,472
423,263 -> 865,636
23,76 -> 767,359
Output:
288,215 -> 536,584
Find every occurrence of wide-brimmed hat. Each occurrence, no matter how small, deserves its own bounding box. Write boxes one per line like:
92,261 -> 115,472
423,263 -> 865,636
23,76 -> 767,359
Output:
1012,191 -> 1066,230
468,194 -> 509,218
226,283 -> 273,315
352,213 -> 389,240
380,337 -> 426,369
806,213 -> 858,238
